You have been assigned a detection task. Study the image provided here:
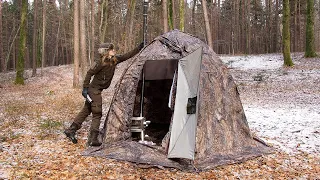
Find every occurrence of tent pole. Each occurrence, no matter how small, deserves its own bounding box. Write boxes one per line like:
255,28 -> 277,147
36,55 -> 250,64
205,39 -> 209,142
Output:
140,69 -> 145,117
143,0 -> 149,46
140,0 -> 148,117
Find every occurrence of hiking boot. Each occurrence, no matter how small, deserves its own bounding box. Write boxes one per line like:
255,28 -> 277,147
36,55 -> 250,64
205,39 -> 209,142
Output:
64,122 -> 80,144
64,130 -> 78,144
90,130 -> 102,146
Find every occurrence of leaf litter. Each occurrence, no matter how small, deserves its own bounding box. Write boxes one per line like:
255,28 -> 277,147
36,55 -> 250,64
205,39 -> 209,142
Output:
0,53 -> 319,179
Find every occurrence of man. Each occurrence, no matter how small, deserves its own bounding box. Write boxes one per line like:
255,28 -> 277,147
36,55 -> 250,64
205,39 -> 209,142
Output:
64,42 -> 143,146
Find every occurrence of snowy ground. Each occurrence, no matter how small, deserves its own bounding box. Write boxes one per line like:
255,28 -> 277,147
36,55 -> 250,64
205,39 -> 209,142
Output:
220,53 -> 320,155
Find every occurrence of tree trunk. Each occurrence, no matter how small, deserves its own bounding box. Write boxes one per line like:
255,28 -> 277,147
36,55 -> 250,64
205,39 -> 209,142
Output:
3,2 -> 8,72
234,0 -> 239,53
179,0 -> 185,31
163,0 -> 169,32
73,0 -> 80,88
231,1 -> 236,54
122,0 -> 133,52
16,0 -> 28,85
297,0 -> 301,52
168,0 -> 173,30
128,0 -> 136,50
319,0 -> 320,51
91,0 -> 95,63
41,0 -> 47,75
283,0 -> 294,66
171,0 -> 176,29
80,0 -> 87,79
238,0 -> 243,53
0,1 -> 3,72
32,0 -> 38,76
292,0 -> 297,52
274,0 -> 279,52
246,0 -> 251,54
191,0 -> 197,34
305,0 -> 317,57
53,11 -> 61,66
60,0 -> 66,65
265,0 -> 271,53
201,0 -> 213,49
217,0 -> 220,52
100,0 -> 109,43
13,19 -> 17,71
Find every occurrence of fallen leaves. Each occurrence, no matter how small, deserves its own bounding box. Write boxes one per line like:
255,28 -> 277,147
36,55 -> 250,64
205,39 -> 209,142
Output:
0,59 -> 320,179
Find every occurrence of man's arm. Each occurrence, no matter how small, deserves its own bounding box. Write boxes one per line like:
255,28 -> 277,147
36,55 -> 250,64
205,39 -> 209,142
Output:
116,43 -> 144,64
83,62 -> 103,88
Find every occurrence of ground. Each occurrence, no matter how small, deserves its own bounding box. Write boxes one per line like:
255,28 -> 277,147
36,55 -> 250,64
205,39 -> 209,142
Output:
0,53 -> 319,179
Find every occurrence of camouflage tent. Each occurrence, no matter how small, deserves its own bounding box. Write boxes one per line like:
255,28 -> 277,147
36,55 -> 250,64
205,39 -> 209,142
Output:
83,30 -> 271,171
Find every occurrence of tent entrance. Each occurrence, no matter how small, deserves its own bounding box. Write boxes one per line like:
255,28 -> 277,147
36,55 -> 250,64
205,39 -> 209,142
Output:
132,59 -> 178,144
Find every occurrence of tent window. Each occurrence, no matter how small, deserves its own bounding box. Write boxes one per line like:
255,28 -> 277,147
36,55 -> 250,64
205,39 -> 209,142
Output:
187,96 -> 197,114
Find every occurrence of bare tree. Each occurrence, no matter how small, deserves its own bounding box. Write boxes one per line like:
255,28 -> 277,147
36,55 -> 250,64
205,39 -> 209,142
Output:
191,0 -> 197,34
170,0 -> 176,29
246,0 -> 251,54
99,0 -> 109,43
32,0 -> 38,76
273,0 -> 280,52
168,0 -> 173,30
0,0 -> 3,72
201,0 -> 213,49
127,0 -> 137,50
80,0 -> 87,78
16,0 -> 28,84
91,0 -> 95,63
41,0 -> 47,75
283,0 -> 294,66
179,0 -> 185,31
292,0 -> 297,52
122,0 -> 134,52
53,1 -> 62,66
73,0 -> 80,88
305,0 -> 317,57
163,0 -> 169,32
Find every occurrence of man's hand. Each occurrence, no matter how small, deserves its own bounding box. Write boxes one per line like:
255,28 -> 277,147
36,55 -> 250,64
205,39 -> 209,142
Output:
82,88 -> 88,98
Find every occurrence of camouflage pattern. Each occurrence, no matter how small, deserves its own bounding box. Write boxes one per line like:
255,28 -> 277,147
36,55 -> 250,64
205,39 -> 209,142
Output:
84,30 -> 271,170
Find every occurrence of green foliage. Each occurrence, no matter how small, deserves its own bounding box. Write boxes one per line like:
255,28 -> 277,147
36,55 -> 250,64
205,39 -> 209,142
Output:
38,119 -> 62,140
39,119 -> 62,130
0,130 -> 21,142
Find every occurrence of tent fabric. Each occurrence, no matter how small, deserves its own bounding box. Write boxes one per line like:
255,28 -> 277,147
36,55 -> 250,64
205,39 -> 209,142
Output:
84,30 -> 271,171
144,60 -> 178,80
167,48 -> 203,159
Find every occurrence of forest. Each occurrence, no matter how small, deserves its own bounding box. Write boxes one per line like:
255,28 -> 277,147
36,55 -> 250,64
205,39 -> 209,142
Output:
0,0 -> 320,179
0,0 -> 320,76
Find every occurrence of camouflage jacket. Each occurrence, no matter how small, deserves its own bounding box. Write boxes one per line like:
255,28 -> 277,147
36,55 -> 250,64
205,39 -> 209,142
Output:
83,45 -> 142,90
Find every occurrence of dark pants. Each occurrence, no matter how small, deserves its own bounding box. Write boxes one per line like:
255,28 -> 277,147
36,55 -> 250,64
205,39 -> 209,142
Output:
73,87 -> 102,132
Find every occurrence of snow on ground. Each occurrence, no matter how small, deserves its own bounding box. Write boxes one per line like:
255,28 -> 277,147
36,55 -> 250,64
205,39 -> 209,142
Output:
220,53 -> 320,155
